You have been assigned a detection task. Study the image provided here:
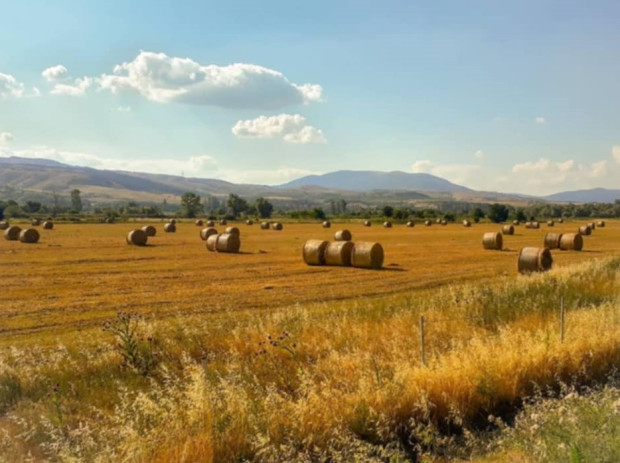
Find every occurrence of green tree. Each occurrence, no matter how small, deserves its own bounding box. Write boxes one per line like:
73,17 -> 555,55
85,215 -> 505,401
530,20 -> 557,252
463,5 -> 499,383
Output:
71,189 -> 83,213
255,197 -> 274,219
471,208 -> 485,223
312,208 -> 326,220
487,203 -> 509,223
382,205 -> 394,218
22,201 -> 42,213
180,192 -> 203,218
227,194 -> 249,218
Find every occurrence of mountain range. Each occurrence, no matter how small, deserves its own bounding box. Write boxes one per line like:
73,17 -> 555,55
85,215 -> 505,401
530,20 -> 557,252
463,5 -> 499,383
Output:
0,156 -> 618,207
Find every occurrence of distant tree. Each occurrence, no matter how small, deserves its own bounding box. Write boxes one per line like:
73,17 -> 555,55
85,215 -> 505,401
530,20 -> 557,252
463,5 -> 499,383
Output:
70,189 -> 83,213
487,203 -> 510,223
227,194 -> 249,218
515,209 -> 527,222
471,207 -> 485,223
312,208 -> 326,220
22,201 -> 42,213
443,212 -> 456,222
180,192 -> 203,218
255,197 -> 274,219
382,205 -> 394,218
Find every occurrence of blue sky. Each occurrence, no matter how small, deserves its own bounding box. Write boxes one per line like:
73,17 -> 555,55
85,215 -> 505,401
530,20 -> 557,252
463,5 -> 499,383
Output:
1,0 -> 619,195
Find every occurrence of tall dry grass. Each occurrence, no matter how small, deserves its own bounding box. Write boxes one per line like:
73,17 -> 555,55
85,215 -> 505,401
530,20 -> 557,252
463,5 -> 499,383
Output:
0,257 -> 618,461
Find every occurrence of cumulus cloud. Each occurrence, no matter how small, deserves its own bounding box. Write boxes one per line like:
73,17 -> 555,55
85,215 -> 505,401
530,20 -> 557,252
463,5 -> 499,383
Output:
411,160 -> 482,187
0,73 -> 26,98
99,51 -> 323,109
612,146 -> 620,164
535,116 -> 546,124
42,65 -> 68,82
232,114 -> 326,144
0,132 -> 13,145
50,77 -> 93,96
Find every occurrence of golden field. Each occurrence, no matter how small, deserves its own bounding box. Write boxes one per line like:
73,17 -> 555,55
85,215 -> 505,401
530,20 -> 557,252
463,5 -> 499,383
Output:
0,219 -> 619,461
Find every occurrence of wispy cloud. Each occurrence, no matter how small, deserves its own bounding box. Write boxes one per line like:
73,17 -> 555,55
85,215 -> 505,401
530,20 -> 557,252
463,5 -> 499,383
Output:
474,150 -> 484,160
535,116 -> 546,124
0,132 -> 14,144
50,77 -> 93,96
0,73 -> 26,98
232,114 -> 326,144
99,51 -> 323,110
42,65 -> 68,82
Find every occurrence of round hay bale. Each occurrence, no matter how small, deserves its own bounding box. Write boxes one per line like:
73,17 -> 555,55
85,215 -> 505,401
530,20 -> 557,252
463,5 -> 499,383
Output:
547,220 -> 554,227
302,239 -> 329,266
502,224 -> 514,235
406,221 -> 415,227
215,232 -> 240,253
440,220 -> 447,226
206,220 -> 215,227
596,220 -> 605,228
525,221 -> 531,228
482,232 -> 503,250
141,225 -> 157,237
206,233 -> 219,252
104,217 -> 115,224
271,222 -> 283,231
0,221 -> 9,230
383,221 -> 392,228
31,218 -> 41,226
518,247 -> 553,274
19,228 -> 40,244
126,229 -> 148,246
578,225 -> 591,236
363,220 -> 371,227
322,221 -> 331,228
587,222 -> 595,230
219,219 -> 227,226
531,221 -> 540,229
513,220 -> 520,225
195,219 -> 204,226
525,221 -> 540,229
559,233 -> 583,251
169,219 -> 177,225
225,226 -> 240,237
424,220 -> 432,227
558,218 -> 564,223
334,229 -> 352,241
42,221 -> 54,230
543,232 -> 563,250
260,222 -> 270,230
163,222 -> 176,233
435,218 -> 441,224
324,241 -> 354,266
199,227 -> 218,241
246,219 -> 254,225
462,220 -> 471,227
350,242 -> 384,270
4,226 -> 22,241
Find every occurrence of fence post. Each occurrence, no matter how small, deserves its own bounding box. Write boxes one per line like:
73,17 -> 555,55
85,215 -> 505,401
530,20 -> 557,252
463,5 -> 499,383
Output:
420,315 -> 426,366
560,296 -> 565,343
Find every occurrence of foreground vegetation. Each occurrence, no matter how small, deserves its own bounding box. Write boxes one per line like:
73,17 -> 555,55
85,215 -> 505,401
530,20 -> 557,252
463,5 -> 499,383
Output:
0,248 -> 618,461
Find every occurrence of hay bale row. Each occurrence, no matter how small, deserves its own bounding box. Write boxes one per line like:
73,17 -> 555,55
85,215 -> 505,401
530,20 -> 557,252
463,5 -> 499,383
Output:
4,226 -> 21,241
559,233 -> 583,251
482,232 -> 503,250
271,222 -> 283,231
543,232 -> 562,250
578,225 -> 591,236
302,240 -> 384,269
502,224 -> 515,235
164,222 -> 176,233
206,232 -> 240,253
199,227 -> 218,241
141,225 -> 157,237
0,221 -> 9,230
334,229 -> 352,241
127,229 -> 148,246
19,228 -> 40,243
518,247 -> 553,274
525,221 -> 540,229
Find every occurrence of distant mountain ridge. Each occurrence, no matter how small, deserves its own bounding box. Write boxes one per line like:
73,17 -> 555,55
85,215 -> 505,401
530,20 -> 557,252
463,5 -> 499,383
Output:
543,188 -> 620,203
279,170 -> 472,192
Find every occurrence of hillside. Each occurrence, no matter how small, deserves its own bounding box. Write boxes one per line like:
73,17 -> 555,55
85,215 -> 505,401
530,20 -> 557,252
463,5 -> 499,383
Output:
543,188 -> 620,203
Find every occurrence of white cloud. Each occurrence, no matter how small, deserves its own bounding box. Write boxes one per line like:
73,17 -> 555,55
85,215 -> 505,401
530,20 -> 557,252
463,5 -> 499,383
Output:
612,146 -> 620,164
232,114 -> 326,144
410,160 -> 435,173
474,150 -> 484,160
42,65 -> 68,82
114,106 -> 132,112
0,132 -> 13,145
535,116 -> 546,124
410,160 -> 482,187
50,77 -> 93,96
0,73 -> 26,98
99,51 -> 323,109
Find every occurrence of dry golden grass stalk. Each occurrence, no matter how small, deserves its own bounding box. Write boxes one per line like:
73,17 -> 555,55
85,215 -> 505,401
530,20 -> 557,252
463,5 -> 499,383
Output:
164,223 -> 176,233
302,239 -> 329,266
543,232 -> 563,250
578,225 -> 591,236
126,229 -> 148,246
225,226 -> 240,237
141,225 -> 157,237
559,233 -> 583,251
324,241 -> 354,266
19,228 -> 40,244
200,227 -> 218,241
271,222 -> 283,231
334,229 -> 352,241
43,221 -> 54,230
383,221 -> 392,228
4,225 -> 21,241
350,241 -> 384,269
517,246 -> 552,274
482,232 -> 503,250
502,224 -> 515,235
322,221 -> 331,228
